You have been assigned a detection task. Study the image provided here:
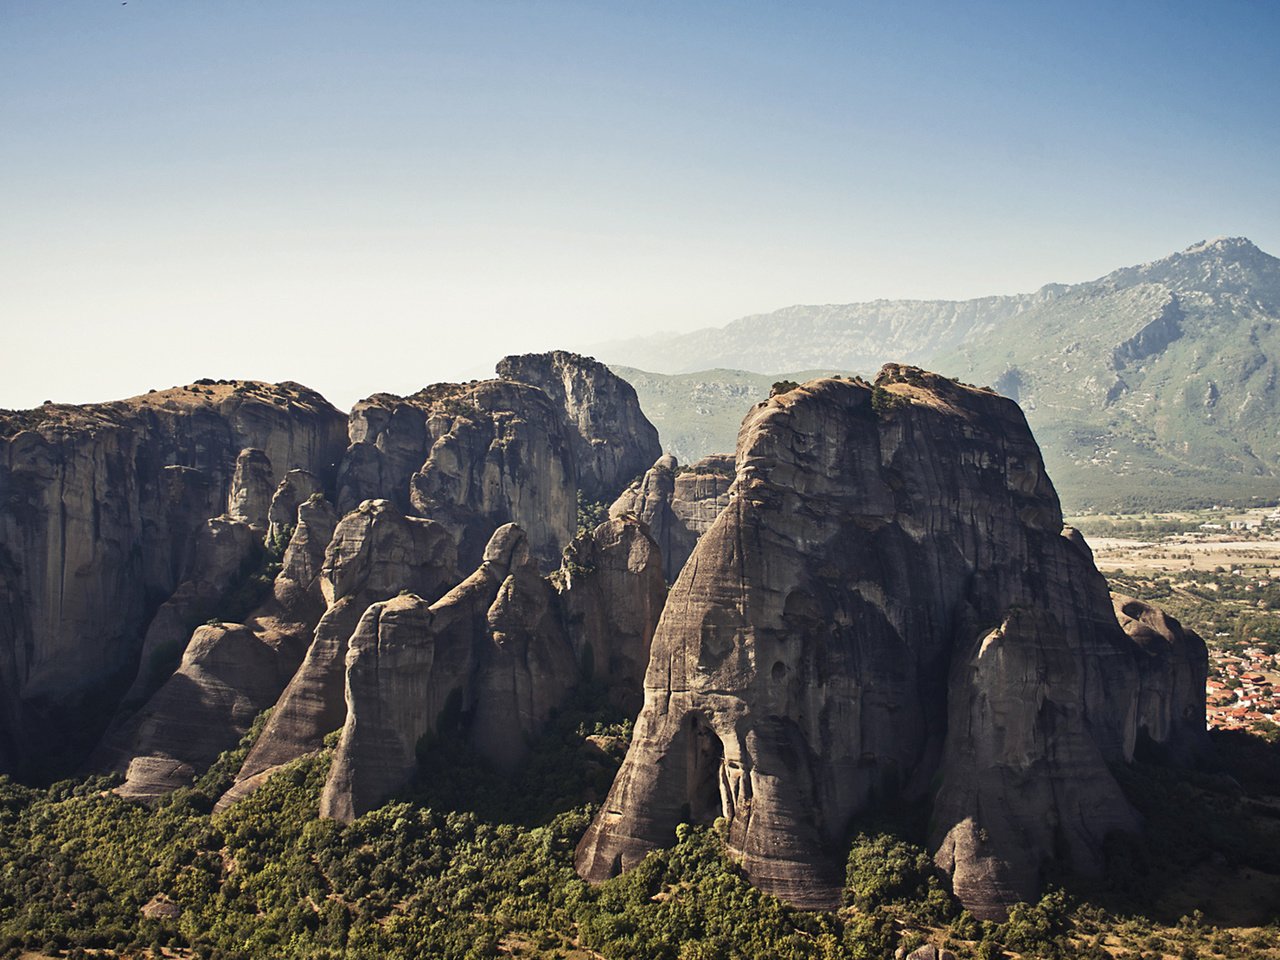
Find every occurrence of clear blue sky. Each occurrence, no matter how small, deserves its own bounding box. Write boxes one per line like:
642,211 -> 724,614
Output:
3,0 -> 1278,409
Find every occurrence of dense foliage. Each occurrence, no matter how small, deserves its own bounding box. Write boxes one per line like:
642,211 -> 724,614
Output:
1,685 -> 1278,960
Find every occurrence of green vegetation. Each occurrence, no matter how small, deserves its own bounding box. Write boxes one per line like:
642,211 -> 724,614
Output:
2,687 -> 1278,960
1105,567 -> 1280,654
870,385 -> 905,415
575,492 -> 608,540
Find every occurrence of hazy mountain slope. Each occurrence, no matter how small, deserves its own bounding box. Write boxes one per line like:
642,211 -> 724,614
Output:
608,367 -> 847,464
604,238 -> 1280,510
599,293 -> 1057,375
938,238 -> 1280,508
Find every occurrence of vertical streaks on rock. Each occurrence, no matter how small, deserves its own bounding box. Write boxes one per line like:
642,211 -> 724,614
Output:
576,368 -> 1208,918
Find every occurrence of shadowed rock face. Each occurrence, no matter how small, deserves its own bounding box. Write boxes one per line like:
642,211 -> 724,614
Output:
575,367 -> 1205,918
496,351 -> 662,503
0,382 -> 347,778
216,499 -> 457,809
610,453 -> 734,582
558,516 -> 668,715
1114,593 -> 1209,756
320,524 -> 577,821
97,494 -> 339,800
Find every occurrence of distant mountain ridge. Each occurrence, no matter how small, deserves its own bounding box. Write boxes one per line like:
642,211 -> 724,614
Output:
599,238 -> 1280,510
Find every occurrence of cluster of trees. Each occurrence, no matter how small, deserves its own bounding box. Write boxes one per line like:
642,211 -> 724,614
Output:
1,686 -> 1279,960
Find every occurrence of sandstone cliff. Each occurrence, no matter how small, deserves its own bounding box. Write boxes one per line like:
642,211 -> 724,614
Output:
338,354 -> 661,570
97,492 -> 338,799
0,381 -> 347,778
610,453 -> 734,582
558,516 -> 668,714
337,380 -> 574,570
575,367 -> 1206,918
496,351 -> 661,503
320,523 -> 579,821
217,499 -> 457,808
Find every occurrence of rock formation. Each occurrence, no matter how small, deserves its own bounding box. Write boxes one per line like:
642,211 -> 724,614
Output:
610,453 -> 734,582
496,351 -> 661,503
337,354 -> 661,570
266,469 -> 324,547
575,367 -> 1206,918
336,380 -> 574,570
227,448 -> 274,530
1114,594 -> 1209,756
320,523 -> 579,821
0,381 -> 347,778
558,516 -> 668,714
217,499 -> 457,808
97,493 -> 339,799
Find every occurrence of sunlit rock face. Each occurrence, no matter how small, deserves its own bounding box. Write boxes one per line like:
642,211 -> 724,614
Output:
0,381 -> 347,778
610,453 -> 734,583
576,367 -> 1205,919
216,499 -> 458,810
495,350 -> 662,504
337,352 -> 661,572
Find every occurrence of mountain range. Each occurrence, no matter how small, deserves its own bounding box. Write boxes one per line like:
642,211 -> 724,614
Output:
597,238 -> 1280,511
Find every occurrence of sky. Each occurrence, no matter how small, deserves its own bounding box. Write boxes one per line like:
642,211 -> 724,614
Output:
2,0 -> 1279,411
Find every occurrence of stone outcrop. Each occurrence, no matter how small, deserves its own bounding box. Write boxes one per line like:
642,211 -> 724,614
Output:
227,448 -> 274,530
337,379 -> 576,570
558,516 -> 668,714
337,353 -> 662,571
610,453 -> 734,582
97,493 -> 340,798
217,499 -> 457,808
320,524 -> 578,821
267,469 -> 324,547
575,367 -> 1206,918
119,513 -> 260,706
0,381 -> 347,778
112,623 -> 287,801
1114,593 -> 1208,756
496,351 -> 661,503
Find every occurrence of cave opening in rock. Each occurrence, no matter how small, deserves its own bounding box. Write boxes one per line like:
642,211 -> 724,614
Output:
683,711 -> 725,825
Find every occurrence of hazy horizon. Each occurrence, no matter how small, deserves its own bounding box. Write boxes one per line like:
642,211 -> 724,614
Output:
4,1 -> 1279,411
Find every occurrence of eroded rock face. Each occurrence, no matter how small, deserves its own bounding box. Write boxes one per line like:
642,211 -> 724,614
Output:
336,353 -> 662,572
227,448 -> 274,531
1113,593 -> 1209,756
575,367 -> 1205,918
610,453 -> 734,582
320,524 -> 578,822
218,499 -> 457,808
558,516 -> 668,714
119,514 -> 260,706
0,381 -> 347,777
336,380 -> 576,570
496,351 -> 661,503
267,469 -> 324,547
408,380 -> 576,570
98,494 -> 340,797
112,623 -> 286,801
